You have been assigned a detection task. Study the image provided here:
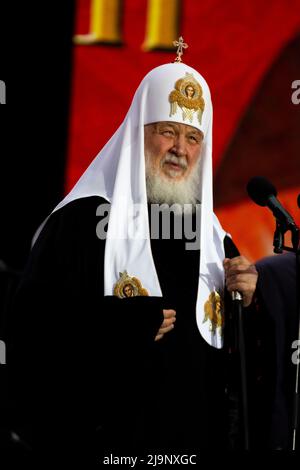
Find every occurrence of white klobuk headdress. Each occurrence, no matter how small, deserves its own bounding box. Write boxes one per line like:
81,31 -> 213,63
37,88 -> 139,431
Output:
36,61 -> 228,348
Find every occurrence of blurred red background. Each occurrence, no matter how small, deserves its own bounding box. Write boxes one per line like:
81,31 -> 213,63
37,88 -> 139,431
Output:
67,0 -> 300,261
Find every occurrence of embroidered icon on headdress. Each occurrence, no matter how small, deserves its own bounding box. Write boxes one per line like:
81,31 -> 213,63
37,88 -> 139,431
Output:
169,72 -> 205,125
113,271 -> 149,298
203,291 -> 224,335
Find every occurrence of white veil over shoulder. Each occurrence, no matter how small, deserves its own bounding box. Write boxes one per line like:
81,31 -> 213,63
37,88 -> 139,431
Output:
37,63 -> 227,348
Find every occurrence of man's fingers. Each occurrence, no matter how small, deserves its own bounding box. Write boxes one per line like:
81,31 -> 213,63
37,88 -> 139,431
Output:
226,279 -> 256,292
161,317 -> 176,328
155,309 -> 176,341
224,262 -> 257,280
163,309 -> 176,319
154,334 -> 163,342
224,255 -> 249,266
226,276 -> 258,308
225,265 -> 256,276
224,256 -> 258,308
154,324 -> 174,342
226,271 -> 257,284
155,316 -> 176,341
224,256 -> 254,271
158,324 -> 175,335
226,273 -> 257,288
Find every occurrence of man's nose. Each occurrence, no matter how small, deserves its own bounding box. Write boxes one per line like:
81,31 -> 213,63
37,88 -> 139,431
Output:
171,134 -> 187,157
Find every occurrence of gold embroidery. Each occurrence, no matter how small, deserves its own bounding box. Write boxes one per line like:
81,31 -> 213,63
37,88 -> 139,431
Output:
113,271 -> 149,298
169,72 -> 205,125
203,291 -> 224,335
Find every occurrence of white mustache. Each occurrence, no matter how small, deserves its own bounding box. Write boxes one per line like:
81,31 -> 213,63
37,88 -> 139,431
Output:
162,153 -> 188,169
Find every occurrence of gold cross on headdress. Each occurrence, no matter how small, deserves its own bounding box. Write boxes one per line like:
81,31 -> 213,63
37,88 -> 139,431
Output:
173,36 -> 188,63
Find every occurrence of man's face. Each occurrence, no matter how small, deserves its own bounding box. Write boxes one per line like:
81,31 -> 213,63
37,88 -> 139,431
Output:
144,121 -> 203,182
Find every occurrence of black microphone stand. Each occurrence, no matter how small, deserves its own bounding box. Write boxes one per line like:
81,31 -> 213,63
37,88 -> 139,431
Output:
272,218 -> 300,451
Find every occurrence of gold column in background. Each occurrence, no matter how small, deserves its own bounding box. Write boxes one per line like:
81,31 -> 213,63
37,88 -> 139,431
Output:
74,0 -> 122,45
143,0 -> 180,50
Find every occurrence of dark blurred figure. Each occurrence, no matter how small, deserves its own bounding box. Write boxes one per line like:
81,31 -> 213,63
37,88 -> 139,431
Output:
224,251 -> 299,450
0,259 -> 32,458
253,252 -> 299,450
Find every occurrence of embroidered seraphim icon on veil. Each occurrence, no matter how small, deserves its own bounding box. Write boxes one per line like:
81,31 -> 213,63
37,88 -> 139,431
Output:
203,291 -> 224,336
113,271 -> 149,298
169,72 -> 205,125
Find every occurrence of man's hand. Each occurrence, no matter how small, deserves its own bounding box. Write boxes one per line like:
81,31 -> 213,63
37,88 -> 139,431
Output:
155,309 -> 176,342
223,256 -> 258,307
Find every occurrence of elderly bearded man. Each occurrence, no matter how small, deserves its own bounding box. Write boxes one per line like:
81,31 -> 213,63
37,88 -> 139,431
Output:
10,61 -> 257,456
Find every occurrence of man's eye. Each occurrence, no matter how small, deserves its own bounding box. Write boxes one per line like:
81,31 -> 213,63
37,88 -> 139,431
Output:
161,130 -> 175,137
188,135 -> 198,143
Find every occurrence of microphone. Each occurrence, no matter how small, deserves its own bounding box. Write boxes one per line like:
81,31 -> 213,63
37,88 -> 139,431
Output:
247,176 -> 297,230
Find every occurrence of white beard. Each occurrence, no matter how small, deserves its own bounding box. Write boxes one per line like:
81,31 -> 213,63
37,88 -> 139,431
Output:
145,152 -> 201,214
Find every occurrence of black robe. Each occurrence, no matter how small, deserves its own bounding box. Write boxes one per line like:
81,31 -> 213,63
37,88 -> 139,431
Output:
8,196 -> 243,457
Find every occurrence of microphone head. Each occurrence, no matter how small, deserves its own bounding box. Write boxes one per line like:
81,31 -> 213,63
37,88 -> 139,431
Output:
246,176 -> 277,206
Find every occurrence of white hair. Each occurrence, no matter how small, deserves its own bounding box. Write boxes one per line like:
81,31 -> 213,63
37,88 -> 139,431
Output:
145,151 -> 201,214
